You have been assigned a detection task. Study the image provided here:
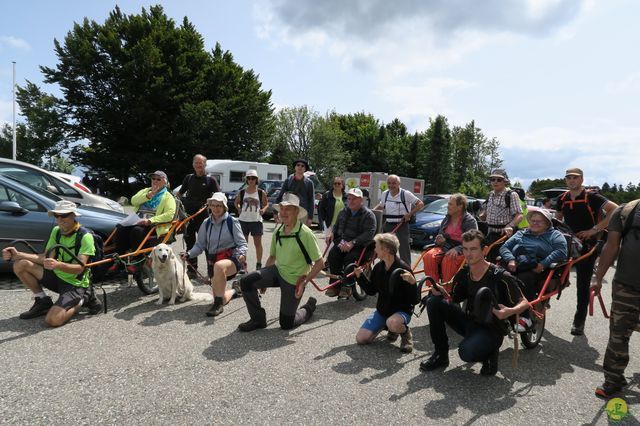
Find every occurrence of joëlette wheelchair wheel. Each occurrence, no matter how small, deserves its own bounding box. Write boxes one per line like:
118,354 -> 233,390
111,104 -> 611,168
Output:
135,261 -> 158,294
344,262 -> 367,301
521,301 -> 546,349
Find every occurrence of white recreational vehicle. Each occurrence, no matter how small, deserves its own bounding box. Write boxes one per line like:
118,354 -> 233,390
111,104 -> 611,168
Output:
205,159 -> 288,192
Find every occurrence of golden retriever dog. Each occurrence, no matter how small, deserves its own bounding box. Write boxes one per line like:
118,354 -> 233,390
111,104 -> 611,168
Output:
151,244 -> 212,305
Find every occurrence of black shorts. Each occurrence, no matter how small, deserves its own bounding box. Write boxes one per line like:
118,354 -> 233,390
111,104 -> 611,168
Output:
40,270 -> 88,309
240,221 -> 263,236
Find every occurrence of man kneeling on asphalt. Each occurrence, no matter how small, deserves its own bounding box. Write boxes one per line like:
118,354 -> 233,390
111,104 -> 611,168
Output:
238,193 -> 324,331
420,229 -> 529,376
326,187 -> 377,299
2,200 -> 101,326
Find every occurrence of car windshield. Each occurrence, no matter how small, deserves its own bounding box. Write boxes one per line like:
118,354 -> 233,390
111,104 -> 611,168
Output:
3,175 -> 62,202
421,198 -> 449,215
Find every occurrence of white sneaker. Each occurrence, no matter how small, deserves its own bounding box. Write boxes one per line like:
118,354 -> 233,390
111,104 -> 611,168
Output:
516,317 -> 533,333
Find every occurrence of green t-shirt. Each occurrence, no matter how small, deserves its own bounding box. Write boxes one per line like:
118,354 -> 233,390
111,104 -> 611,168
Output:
45,225 -> 95,288
517,200 -> 529,229
331,197 -> 344,227
270,222 -> 322,285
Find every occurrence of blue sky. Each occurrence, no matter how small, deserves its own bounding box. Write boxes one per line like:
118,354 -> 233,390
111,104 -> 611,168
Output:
1,0 -> 638,189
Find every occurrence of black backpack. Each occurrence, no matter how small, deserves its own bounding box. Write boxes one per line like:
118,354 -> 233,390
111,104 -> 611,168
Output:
621,199 -> 640,241
55,226 -> 106,283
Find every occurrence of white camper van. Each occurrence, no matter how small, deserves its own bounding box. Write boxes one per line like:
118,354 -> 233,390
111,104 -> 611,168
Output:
205,159 -> 288,192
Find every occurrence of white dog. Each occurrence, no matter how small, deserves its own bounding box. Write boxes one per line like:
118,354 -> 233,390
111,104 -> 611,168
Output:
151,244 -> 213,305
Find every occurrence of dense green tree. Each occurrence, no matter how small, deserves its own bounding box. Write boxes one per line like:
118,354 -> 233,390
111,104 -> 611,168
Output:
15,82 -> 69,166
43,156 -> 75,174
309,115 -> 350,185
422,115 -> 452,193
37,5 -> 272,186
330,112 -> 381,172
528,178 -> 566,197
271,106 -> 316,164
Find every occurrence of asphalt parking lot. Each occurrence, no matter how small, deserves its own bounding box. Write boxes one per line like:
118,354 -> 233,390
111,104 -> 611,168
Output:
1,221 -> 638,425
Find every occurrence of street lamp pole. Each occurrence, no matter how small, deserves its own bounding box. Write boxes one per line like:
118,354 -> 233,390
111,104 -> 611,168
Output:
12,61 -> 16,160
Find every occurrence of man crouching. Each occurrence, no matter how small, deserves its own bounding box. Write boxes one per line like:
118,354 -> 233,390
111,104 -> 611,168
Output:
2,200 -> 101,327
238,193 -> 324,331
420,229 -> 528,376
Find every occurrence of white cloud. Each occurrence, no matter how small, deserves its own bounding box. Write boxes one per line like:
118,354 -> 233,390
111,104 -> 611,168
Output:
375,78 -> 475,130
256,0 -> 588,75
0,98 -> 14,125
605,71 -> 640,93
497,125 -> 640,188
0,36 -> 31,51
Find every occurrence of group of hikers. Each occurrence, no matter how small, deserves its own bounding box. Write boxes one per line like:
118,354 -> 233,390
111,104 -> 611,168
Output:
2,156 -> 639,400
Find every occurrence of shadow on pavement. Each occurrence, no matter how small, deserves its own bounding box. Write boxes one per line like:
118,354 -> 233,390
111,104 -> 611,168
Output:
388,330 -> 604,422
202,325 -> 296,362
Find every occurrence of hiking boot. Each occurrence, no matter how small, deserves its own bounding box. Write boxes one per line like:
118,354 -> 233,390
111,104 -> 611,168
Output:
301,297 -> 317,319
338,286 -> 352,299
238,311 -> 267,332
325,286 -> 339,297
595,382 -> 625,399
571,320 -> 585,336
19,296 -> 53,319
386,332 -> 399,342
420,352 -> 449,372
255,262 -> 262,270
205,300 -> 224,317
400,328 -> 413,353
232,280 -> 242,298
84,287 -> 103,315
480,350 -> 499,376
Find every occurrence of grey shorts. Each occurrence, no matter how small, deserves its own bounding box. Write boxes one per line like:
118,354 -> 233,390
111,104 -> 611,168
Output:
40,270 -> 87,309
240,221 -> 263,236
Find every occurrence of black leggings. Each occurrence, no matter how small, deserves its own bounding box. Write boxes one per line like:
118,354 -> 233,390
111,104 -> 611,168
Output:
114,225 -> 156,256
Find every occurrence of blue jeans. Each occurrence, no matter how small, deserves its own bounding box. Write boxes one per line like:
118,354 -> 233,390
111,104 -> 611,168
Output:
426,295 -> 503,362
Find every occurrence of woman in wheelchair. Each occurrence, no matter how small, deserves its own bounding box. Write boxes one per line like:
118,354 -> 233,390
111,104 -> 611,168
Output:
499,209 -> 567,331
423,194 -> 478,283
112,170 -> 176,272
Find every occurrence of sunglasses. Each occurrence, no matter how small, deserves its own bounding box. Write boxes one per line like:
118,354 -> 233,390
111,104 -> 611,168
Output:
53,212 -> 72,219
490,178 -> 504,183
246,176 -> 258,181
295,163 -> 306,167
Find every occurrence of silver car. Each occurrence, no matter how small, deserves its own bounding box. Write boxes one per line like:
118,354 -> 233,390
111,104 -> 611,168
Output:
0,158 -> 124,213
0,175 -> 126,272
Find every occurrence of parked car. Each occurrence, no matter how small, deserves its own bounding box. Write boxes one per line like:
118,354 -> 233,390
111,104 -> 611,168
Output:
0,159 -> 124,213
51,171 -> 92,193
0,175 -> 126,272
409,197 -> 482,249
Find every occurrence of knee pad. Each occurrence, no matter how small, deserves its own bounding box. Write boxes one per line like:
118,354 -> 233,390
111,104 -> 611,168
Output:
279,314 -> 295,330
240,271 -> 262,291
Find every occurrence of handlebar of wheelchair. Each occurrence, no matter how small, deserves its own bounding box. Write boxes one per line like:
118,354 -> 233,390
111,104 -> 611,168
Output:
174,205 -> 208,234
589,288 -> 610,319
5,239 -> 39,254
45,244 -> 86,267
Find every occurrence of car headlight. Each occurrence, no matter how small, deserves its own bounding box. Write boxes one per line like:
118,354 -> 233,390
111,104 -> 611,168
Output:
105,198 -> 124,213
421,221 -> 441,229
